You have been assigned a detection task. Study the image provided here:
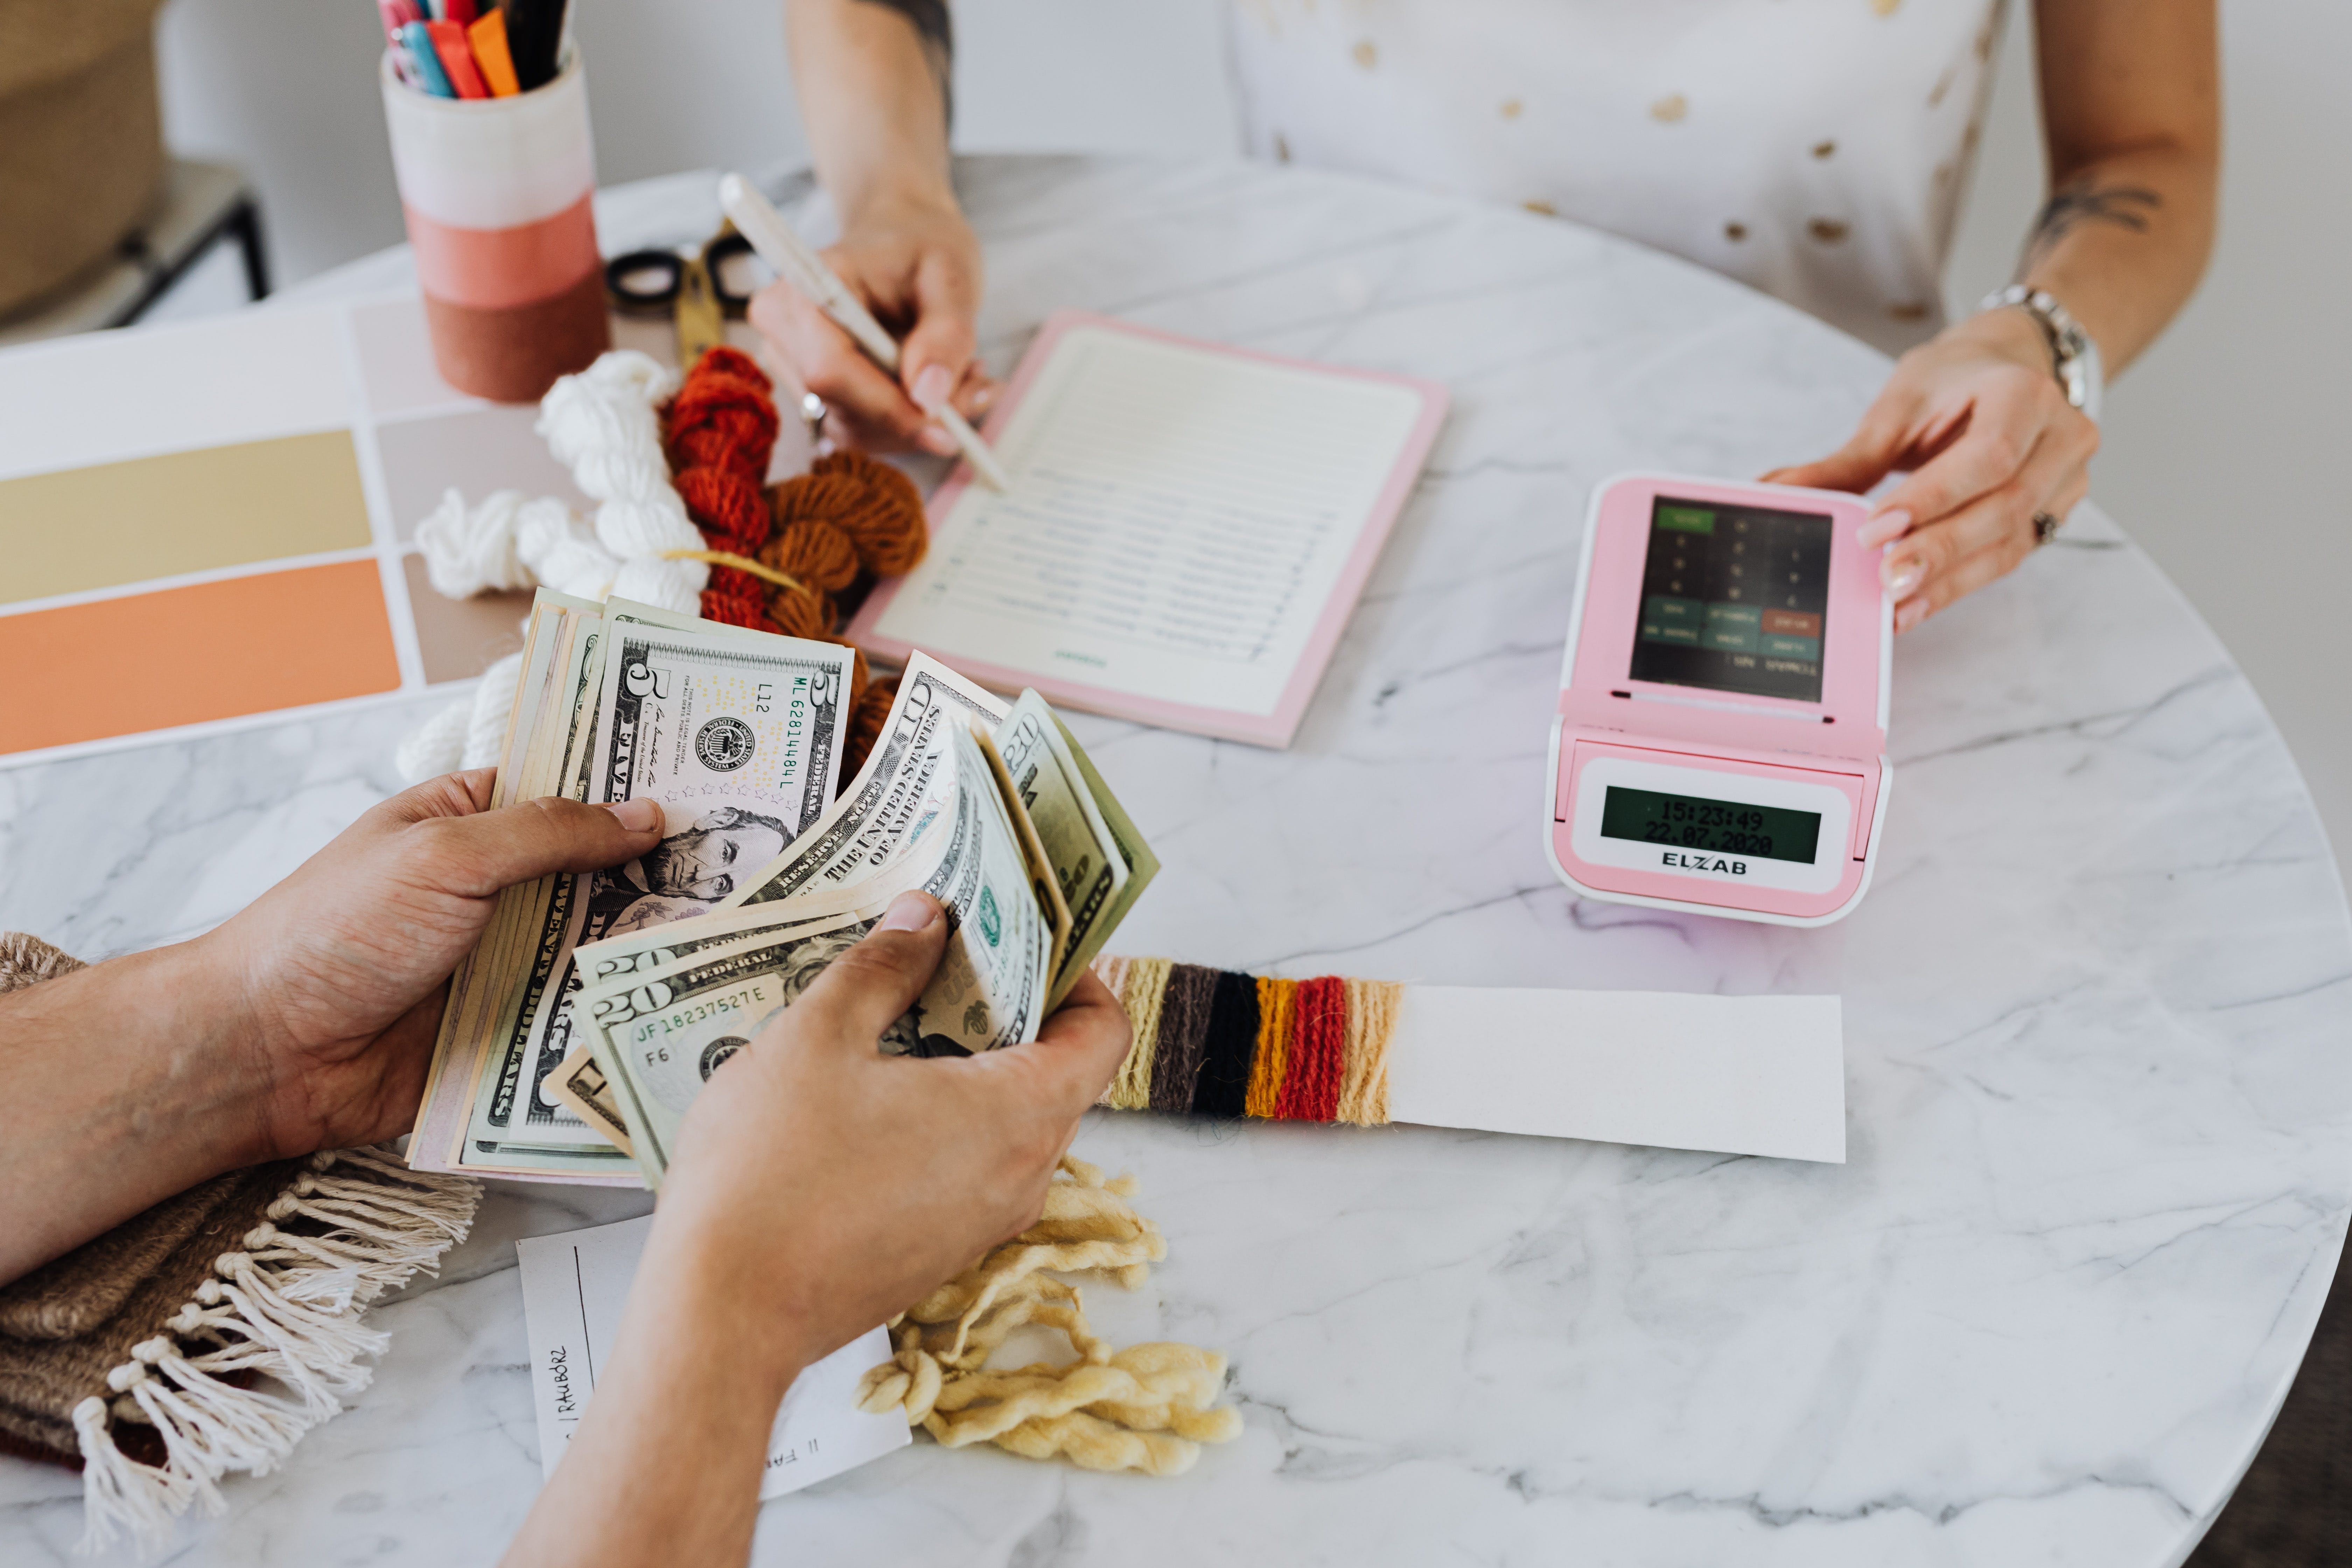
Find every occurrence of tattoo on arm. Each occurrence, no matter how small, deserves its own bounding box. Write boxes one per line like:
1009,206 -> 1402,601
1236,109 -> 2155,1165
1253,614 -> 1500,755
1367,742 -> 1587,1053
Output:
2021,176 -> 2162,269
856,0 -> 953,124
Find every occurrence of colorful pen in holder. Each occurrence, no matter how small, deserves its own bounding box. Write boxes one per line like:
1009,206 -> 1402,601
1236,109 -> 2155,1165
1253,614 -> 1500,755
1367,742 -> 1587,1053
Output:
379,46 -> 609,402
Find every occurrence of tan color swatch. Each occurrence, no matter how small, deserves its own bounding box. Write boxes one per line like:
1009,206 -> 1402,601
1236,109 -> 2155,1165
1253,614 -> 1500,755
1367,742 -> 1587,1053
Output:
402,552 -> 532,684
0,431 -> 372,607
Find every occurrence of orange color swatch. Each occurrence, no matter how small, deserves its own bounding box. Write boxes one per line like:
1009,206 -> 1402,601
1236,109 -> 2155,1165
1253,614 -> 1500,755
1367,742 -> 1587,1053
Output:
0,561 -> 402,755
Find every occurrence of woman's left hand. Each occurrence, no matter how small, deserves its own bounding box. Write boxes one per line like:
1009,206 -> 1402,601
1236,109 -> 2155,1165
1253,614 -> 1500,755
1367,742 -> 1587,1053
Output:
209,770 -> 664,1160
1765,305 -> 2099,632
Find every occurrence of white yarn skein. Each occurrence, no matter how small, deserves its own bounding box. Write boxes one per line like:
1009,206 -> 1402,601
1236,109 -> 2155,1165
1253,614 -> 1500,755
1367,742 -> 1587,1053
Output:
413,489 -> 534,598
391,651 -> 527,784
460,651 -> 526,770
537,350 -> 706,614
393,699 -> 470,784
513,497 -> 620,602
398,348 -> 715,777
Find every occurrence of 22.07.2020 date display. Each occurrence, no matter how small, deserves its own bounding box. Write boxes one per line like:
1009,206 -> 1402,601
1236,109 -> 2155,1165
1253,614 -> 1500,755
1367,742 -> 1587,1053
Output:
1597,786 -> 1822,866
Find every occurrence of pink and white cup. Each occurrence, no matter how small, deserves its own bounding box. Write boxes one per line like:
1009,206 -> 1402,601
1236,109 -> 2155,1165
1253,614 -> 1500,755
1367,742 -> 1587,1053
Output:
380,49 -> 610,402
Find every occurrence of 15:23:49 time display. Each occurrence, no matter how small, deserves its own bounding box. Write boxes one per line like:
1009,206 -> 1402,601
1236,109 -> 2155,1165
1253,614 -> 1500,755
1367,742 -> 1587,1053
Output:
1597,786 -> 1823,865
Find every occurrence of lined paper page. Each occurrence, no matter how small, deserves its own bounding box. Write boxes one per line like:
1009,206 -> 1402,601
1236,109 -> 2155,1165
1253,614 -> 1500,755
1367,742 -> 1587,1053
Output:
872,326 -> 1427,719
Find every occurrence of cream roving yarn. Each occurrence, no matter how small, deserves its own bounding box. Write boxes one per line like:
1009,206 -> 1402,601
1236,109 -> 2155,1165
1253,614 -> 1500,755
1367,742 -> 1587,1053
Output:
396,351 -> 709,783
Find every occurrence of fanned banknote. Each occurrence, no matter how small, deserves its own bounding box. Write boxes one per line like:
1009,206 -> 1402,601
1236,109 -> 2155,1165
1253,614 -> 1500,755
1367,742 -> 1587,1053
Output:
724,652 -> 1010,908
408,602 -> 1159,1188
408,600 -> 856,1179
567,728 -> 1058,1182
994,690 -> 1128,1005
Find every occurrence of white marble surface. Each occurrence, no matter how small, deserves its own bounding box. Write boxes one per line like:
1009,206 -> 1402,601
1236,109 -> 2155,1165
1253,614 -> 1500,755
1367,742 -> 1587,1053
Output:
5,156 -> 2350,1566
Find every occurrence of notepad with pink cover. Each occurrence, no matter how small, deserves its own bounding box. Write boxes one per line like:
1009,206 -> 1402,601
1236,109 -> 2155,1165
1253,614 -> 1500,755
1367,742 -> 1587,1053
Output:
847,312 -> 1448,748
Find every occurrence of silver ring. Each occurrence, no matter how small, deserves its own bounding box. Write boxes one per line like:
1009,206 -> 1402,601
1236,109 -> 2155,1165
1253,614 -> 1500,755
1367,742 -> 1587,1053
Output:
799,391 -> 828,433
2032,510 -> 2062,548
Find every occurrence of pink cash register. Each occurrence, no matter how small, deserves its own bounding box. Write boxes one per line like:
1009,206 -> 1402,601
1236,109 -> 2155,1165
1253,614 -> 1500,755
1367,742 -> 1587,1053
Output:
1544,473 -> 1892,926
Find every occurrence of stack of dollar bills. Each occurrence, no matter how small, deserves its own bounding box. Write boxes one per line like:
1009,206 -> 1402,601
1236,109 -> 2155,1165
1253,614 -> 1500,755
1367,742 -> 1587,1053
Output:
405,589 -> 1158,1185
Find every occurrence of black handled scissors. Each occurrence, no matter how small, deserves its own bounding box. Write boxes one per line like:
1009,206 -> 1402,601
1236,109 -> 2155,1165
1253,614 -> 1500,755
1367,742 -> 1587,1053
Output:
604,227 -> 761,366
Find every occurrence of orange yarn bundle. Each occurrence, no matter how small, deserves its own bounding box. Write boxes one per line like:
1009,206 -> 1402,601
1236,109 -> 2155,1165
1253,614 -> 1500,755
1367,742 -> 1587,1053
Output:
774,451 -> 929,577
848,677 -> 897,764
756,451 -> 930,652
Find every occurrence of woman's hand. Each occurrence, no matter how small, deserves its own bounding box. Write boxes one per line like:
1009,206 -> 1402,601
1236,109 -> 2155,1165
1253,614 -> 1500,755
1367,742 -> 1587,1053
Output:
208,770 -> 663,1161
1765,307 -> 2098,631
503,891 -> 1132,1568
749,192 -> 998,457
646,890 -> 1134,1371
0,769 -> 662,1284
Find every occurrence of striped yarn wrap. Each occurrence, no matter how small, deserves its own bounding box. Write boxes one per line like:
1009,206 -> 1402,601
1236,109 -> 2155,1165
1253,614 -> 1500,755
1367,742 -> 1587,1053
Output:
1106,958 -> 1172,1111
1088,958 -> 1403,1128
1149,965 -> 1220,1113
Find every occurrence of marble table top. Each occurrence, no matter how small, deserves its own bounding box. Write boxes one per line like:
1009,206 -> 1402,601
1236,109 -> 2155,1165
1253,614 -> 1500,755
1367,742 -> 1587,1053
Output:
5,155 -> 2349,1568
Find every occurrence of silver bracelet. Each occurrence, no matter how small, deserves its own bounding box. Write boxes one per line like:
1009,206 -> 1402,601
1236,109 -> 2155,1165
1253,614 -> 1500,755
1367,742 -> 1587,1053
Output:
1978,285 -> 2103,423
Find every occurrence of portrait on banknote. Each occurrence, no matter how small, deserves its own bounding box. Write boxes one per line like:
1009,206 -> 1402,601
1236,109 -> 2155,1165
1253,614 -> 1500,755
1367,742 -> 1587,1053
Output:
595,805 -> 798,937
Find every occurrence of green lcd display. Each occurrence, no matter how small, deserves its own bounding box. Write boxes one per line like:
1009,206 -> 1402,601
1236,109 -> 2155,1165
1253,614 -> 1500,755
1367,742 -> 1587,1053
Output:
1628,494 -> 1833,702
1598,786 -> 1823,864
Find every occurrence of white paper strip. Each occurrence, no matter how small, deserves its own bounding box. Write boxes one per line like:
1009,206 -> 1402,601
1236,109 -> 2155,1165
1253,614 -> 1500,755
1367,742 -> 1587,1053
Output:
517,1215 -> 911,1494
1384,987 -> 1846,1164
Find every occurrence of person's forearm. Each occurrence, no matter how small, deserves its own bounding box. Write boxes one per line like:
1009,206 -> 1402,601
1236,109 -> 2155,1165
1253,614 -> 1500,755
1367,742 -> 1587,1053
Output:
500,1228 -> 813,1568
785,0 -> 955,227
2019,0 -> 2219,376
2013,141 -> 2216,377
0,936 -> 275,1283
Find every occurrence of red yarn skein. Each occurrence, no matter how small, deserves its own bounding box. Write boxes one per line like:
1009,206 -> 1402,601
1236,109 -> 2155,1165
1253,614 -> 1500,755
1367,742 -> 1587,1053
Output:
701,566 -> 769,630
1274,977 -> 1348,1122
666,346 -> 778,483
665,347 -> 789,625
674,465 -> 770,556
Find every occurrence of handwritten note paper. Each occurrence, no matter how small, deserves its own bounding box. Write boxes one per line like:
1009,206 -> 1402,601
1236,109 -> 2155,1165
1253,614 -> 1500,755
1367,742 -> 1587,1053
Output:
516,1215 -> 909,1494
867,320 -> 1432,727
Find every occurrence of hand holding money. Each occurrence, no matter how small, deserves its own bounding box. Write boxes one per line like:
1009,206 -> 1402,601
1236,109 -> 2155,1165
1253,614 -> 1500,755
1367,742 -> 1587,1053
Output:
0,770 -> 668,1286
404,590 -> 1160,1186
206,770 -> 665,1161
493,891 -> 1130,1568
644,889 -> 1134,1363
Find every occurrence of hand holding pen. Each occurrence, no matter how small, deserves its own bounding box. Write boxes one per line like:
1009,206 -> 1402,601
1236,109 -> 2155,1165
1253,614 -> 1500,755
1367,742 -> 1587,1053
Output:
731,176 -> 1008,486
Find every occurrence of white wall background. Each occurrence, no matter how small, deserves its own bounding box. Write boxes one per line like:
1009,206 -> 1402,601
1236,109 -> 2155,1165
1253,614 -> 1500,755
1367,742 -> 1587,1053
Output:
151,0 -> 2350,866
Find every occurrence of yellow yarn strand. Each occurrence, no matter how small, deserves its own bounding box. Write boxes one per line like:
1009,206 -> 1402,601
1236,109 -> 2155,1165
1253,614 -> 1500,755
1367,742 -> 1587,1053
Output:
1334,976 -> 1401,1127
1108,958 -> 1172,1112
1245,977 -> 1296,1119
1088,958 -> 1132,1107
656,547 -> 810,596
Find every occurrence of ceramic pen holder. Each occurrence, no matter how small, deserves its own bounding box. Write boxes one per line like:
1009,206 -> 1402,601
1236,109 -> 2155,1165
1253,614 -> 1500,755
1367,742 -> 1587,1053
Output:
379,49 -> 610,403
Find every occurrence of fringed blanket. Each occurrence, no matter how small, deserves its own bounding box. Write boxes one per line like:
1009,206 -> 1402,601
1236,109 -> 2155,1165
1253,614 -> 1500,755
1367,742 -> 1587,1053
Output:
0,933 -> 482,1553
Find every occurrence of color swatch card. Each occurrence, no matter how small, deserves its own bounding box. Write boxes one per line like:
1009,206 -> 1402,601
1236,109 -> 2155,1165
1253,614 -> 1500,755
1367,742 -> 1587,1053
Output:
850,313 -> 1448,748
516,1214 -> 910,1493
0,294 -> 624,769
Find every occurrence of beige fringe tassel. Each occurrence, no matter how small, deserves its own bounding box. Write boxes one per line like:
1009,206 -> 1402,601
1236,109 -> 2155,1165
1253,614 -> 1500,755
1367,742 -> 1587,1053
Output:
72,1146 -> 481,1556
854,1155 -> 1241,1474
